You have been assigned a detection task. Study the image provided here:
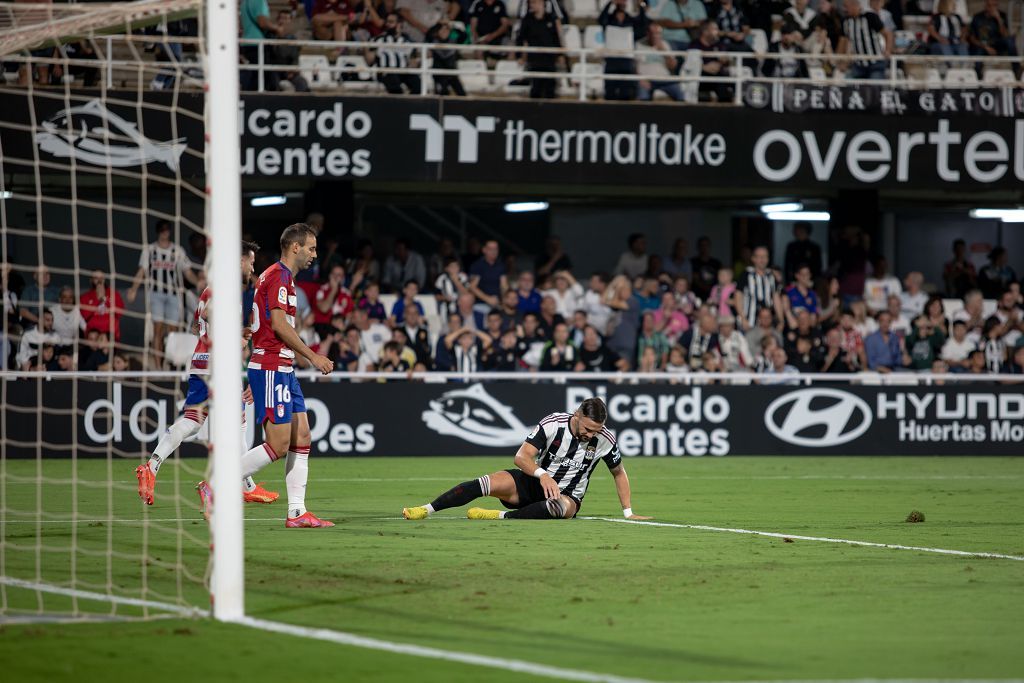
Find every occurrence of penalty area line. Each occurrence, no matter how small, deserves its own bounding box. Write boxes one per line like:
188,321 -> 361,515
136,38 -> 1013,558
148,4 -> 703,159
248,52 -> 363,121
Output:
581,518 -> 1024,561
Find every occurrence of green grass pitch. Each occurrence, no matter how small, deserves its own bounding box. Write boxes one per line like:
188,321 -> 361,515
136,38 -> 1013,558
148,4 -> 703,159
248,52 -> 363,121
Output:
1,456 -> 1023,682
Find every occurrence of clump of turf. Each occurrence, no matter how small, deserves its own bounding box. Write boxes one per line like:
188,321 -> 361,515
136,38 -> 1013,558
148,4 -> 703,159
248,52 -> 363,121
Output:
905,510 -> 926,523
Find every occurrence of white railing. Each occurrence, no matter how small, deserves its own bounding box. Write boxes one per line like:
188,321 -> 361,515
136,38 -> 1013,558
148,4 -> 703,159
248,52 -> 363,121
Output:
2,370 -> 1022,385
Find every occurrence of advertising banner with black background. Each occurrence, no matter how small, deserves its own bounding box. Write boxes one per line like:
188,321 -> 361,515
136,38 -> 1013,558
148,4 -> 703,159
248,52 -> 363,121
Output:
3,90 -> 1023,190
6,380 -> 1023,458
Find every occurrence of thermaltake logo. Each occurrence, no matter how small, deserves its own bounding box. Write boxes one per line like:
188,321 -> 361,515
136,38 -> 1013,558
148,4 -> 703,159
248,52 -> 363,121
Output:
764,388 -> 872,447
409,114 -> 497,163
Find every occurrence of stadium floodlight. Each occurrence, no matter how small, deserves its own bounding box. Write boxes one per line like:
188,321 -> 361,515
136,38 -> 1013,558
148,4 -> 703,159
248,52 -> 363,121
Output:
504,201 -> 549,213
760,202 -> 802,213
766,211 -> 831,222
250,195 -> 287,207
970,208 -> 1024,222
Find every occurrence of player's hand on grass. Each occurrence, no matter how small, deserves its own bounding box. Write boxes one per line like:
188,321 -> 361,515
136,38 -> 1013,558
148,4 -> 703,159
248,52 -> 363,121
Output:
312,353 -> 334,375
539,475 -> 561,500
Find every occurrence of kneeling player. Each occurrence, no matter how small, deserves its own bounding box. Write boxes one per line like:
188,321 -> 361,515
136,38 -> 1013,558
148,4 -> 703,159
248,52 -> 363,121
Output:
403,397 -> 650,521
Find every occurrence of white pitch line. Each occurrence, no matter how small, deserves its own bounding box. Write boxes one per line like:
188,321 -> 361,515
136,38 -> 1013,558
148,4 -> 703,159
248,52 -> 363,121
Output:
581,518 -> 1024,561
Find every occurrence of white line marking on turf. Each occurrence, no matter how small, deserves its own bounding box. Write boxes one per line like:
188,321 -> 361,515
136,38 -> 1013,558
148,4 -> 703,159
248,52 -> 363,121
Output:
581,518 -> 1024,561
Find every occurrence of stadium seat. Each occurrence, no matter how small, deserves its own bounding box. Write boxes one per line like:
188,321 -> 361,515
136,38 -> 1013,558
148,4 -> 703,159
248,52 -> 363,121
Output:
748,28 -> 768,54
458,59 -> 490,93
561,24 -> 582,52
336,55 -> 376,90
299,54 -> 334,89
983,68 -> 1016,85
583,24 -> 604,51
944,68 -> 978,86
572,0 -> 601,20
164,332 -> 199,370
493,59 -> 529,93
569,60 -> 603,97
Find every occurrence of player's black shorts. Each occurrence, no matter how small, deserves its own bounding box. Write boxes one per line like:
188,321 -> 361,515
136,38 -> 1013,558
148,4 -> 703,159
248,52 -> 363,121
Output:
499,469 -> 582,516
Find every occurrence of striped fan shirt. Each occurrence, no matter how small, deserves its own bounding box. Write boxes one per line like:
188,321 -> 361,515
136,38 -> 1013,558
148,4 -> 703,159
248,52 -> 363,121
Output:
524,412 -> 622,503
139,242 -> 189,295
741,267 -> 778,328
842,12 -> 885,63
369,32 -> 413,69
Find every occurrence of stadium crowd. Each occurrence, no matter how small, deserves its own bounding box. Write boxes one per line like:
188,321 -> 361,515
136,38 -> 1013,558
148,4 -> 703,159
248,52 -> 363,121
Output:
3,219 -> 1023,378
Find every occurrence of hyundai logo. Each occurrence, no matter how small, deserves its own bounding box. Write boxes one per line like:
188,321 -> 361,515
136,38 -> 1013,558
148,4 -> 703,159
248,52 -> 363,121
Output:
764,388 -> 872,447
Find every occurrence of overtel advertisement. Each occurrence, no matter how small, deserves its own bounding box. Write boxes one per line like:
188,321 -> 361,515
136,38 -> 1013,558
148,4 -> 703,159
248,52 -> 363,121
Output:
5,379 -> 1023,458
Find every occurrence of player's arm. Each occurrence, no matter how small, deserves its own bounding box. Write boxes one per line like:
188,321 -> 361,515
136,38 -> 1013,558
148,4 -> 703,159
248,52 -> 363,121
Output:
513,435 -> 560,499
269,307 -> 334,375
609,465 -> 651,520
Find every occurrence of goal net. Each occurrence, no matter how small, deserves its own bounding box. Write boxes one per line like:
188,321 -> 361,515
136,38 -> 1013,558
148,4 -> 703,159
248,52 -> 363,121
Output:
0,0 -> 243,622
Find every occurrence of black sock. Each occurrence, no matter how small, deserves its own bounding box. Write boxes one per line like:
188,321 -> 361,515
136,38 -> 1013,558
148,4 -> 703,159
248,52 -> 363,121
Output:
430,476 -> 489,512
504,498 -> 565,520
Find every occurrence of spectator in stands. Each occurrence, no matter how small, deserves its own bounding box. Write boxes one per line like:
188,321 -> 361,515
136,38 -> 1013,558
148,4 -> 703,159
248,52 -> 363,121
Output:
979,247 -> 1017,299
943,238 -> 977,298
314,265 -> 356,339
862,257 -> 900,314
383,239 -> 427,291
928,0 -> 969,58
968,0 -> 1018,64
689,236 -> 720,301
821,327 -> 857,373
746,306 -> 782,354
468,239 -> 507,314
763,29 -> 809,78
598,0 -> 650,101
81,270 -> 124,342
867,0 -> 896,33
655,0 -> 706,50
16,309 -> 59,370
762,347 -> 799,384
517,0 -> 564,99
636,23 -> 685,101
445,323 -> 492,372
837,0 -> 891,80
366,12 -> 421,94
886,294 -> 911,337
740,246 -> 781,332
240,0 -> 285,91
312,0 -> 354,42
49,286 -> 86,348
539,321 -> 577,370
390,280 -> 425,326
615,233 -> 649,279
582,273 -> 613,335
865,311 -> 909,372
812,0 -> 843,50
712,0 -> 750,50
899,272 -> 928,320
543,270 -> 583,319
427,18 -> 470,96
435,257 -> 469,318
679,309 -> 720,370
694,21 -> 734,101
923,295 -> 949,336
906,314 -> 945,371
718,315 -> 753,371
18,266 -> 58,325
783,0 -> 816,40
397,0 -> 458,41
469,0 -> 512,60
783,265 -> 820,328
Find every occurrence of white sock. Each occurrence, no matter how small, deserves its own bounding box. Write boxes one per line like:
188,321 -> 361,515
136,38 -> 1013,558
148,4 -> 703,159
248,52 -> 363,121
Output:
285,445 -> 310,518
241,443 -> 278,480
241,420 -> 256,492
423,504 -> 435,514
149,410 -> 203,473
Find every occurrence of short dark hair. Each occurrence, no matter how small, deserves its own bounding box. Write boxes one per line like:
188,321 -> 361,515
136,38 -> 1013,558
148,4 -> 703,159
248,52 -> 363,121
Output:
279,223 -> 316,253
242,239 -> 260,256
578,397 -> 607,424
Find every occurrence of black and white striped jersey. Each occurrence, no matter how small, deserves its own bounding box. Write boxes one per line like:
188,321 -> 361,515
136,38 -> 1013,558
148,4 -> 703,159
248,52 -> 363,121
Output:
524,412 -> 621,503
741,267 -> 778,328
139,242 -> 189,295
